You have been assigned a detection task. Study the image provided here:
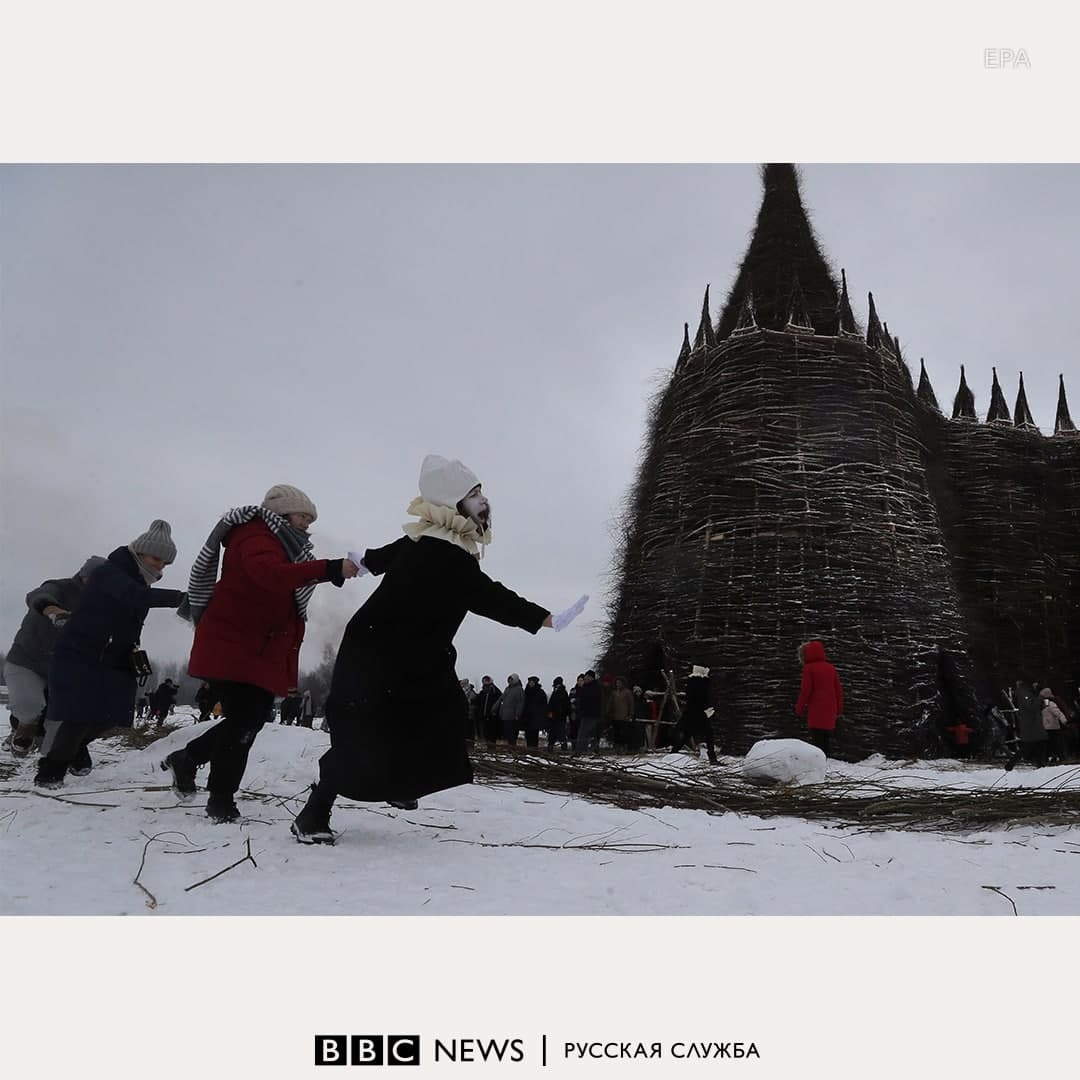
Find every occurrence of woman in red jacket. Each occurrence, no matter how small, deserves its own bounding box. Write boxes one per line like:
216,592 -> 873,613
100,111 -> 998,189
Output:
163,485 -> 358,822
795,639 -> 844,757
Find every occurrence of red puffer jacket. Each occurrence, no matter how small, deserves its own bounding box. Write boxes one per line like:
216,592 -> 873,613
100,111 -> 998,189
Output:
187,520 -> 332,696
795,640 -> 844,731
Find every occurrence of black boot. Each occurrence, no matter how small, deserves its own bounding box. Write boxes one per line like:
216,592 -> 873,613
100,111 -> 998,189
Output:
160,748 -> 198,799
206,793 -> 241,823
34,757 -> 68,789
291,785 -> 335,845
69,742 -> 93,776
9,718 -> 37,758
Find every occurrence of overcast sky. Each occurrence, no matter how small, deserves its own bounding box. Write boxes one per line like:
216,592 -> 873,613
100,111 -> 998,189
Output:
2,164 -> 1077,688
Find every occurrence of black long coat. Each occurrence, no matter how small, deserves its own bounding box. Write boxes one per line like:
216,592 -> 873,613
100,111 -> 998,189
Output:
320,535 -> 548,801
523,683 -> 549,733
47,547 -> 184,735
680,674 -> 712,740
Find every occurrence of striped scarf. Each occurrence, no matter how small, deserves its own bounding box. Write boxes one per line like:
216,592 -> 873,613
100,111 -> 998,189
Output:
177,506 -> 316,625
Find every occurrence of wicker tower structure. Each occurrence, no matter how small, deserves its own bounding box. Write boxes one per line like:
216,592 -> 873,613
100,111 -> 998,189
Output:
601,165 -> 1080,758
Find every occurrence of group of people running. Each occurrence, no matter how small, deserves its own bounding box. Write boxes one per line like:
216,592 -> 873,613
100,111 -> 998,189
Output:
3,454 -> 586,846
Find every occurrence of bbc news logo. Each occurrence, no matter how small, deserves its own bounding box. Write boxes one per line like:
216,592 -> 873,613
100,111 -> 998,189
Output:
315,1035 -> 420,1066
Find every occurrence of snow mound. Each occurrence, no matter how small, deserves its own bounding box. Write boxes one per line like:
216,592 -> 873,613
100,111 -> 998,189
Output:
742,738 -> 826,786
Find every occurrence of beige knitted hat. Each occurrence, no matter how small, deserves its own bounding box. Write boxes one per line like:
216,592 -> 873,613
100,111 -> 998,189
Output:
262,484 -> 317,522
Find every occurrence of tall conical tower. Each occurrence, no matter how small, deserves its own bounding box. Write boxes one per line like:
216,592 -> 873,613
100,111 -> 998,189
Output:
601,165 -> 976,758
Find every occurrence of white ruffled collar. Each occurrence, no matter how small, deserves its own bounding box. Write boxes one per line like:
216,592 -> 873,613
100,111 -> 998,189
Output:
402,497 -> 491,559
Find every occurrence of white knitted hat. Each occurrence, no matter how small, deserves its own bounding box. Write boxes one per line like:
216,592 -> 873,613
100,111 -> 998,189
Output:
418,454 -> 480,510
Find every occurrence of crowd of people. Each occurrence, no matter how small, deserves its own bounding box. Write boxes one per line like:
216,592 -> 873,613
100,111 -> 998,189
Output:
975,680 -> 1078,767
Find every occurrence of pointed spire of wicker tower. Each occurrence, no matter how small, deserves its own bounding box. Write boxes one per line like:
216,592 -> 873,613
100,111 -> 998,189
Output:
1014,372 -> 1037,430
731,289 -> 758,336
952,365 -> 976,420
784,273 -> 814,333
1055,373 -> 1077,434
674,322 -> 692,373
893,334 -> 914,392
693,285 -> 717,352
917,359 -> 940,411
716,165 -> 840,338
880,320 -> 896,357
987,367 -> 1012,424
865,292 -> 885,350
836,268 -> 860,338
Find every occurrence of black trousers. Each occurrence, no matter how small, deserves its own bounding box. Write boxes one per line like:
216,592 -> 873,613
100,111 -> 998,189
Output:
671,718 -> 717,763
809,728 -> 831,756
182,681 -> 274,797
42,720 -> 93,764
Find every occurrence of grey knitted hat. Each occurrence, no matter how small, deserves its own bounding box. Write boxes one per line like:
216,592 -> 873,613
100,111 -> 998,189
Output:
262,484 -> 317,522
131,519 -> 177,564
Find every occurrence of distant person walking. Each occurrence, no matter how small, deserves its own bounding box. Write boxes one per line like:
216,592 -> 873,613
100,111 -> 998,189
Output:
498,674 -> 526,746
299,689 -> 315,728
474,675 -> 501,747
795,640 -> 844,758
1014,680 -> 1047,766
1039,687 -> 1069,764
546,676 -> 570,750
523,675 -> 548,749
572,670 -> 603,754
195,681 -> 216,723
162,486 -> 357,822
670,665 -> 717,763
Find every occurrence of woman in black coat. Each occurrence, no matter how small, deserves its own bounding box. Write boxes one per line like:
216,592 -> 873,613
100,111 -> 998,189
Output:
522,676 -> 549,748
670,665 -> 718,764
35,521 -> 185,787
292,455 -> 565,845
546,676 -> 570,750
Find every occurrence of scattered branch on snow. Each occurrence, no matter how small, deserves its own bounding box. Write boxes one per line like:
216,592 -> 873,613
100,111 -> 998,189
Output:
470,750 -> 1080,832
184,837 -> 258,893
133,830 -> 198,910
30,790 -> 120,809
981,885 -> 1019,916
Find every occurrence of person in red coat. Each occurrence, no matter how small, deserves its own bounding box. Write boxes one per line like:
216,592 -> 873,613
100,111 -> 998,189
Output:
162,485 -> 358,822
795,639 -> 844,757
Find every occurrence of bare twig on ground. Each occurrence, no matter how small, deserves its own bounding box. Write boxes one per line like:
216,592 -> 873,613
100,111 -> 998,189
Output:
133,830 -> 197,909
981,885 -> 1019,915
184,837 -> 258,893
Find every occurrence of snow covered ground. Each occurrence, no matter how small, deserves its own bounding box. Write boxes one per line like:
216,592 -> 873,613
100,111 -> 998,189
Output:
2,706 -> 1079,916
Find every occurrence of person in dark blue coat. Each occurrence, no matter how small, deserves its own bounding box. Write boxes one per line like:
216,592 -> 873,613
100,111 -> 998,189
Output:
34,520 -> 186,788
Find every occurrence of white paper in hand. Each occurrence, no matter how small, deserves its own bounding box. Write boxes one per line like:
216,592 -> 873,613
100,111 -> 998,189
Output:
552,593 -> 588,632
347,550 -> 370,576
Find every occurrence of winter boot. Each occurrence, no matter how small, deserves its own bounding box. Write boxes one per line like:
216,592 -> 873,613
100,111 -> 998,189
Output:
387,798 -> 418,811
69,742 -> 93,776
290,785 -> 336,845
205,793 -> 241,823
160,749 -> 197,799
34,757 -> 68,789
10,719 -> 38,758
